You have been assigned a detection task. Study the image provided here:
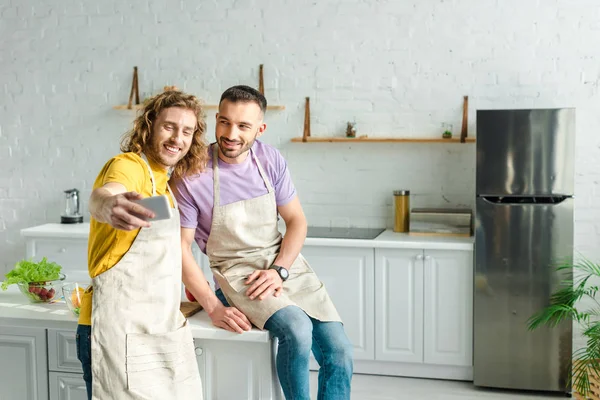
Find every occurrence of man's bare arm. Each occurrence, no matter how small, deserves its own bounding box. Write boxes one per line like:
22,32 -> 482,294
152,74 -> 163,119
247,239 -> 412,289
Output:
89,182 -> 154,230
181,228 -> 252,333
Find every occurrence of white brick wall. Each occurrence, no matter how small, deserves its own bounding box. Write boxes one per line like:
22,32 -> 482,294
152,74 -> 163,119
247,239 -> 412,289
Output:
1,0 -> 599,308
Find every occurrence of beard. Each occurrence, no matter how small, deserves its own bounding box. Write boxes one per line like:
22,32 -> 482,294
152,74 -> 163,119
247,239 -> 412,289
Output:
217,132 -> 258,160
146,138 -> 185,168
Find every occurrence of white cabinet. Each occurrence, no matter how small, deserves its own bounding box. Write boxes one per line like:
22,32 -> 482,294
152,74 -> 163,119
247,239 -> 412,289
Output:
375,248 -> 424,363
423,250 -> 473,367
49,372 -> 88,400
301,246 -> 375,360
0,326 -> 48,400
374,248 -> 473,368
26,238 -> 88,274
301,245 -> 473,378
47,329 -> 87,400
48,329 -> 83,373
195,339 -> 282,400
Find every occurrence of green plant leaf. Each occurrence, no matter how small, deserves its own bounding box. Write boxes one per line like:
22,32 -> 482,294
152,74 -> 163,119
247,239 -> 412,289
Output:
1,258 -> 62,290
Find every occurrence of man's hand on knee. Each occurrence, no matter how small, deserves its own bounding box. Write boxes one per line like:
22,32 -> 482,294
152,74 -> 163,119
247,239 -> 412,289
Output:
245,270 -> 283,300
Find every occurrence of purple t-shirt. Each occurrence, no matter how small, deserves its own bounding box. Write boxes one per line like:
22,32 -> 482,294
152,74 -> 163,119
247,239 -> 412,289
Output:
172,140 -> 297,253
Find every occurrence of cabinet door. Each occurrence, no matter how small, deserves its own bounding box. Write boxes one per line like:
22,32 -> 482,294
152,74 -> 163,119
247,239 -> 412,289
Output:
375,248 -> 424,363
48,329 -> 83,373
423,249 -> 473,366
0,326 -> 48,400
301,246 -> 375,360
49,372 -> 87,400
196,339 -> 278,400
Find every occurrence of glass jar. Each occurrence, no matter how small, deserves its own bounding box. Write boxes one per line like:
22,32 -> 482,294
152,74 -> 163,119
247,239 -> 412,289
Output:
393,190 -> 410,233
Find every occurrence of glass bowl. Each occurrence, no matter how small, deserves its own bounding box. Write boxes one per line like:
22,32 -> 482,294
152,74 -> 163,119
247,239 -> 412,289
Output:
62,282 -> 85,317
16,273 -> 66,303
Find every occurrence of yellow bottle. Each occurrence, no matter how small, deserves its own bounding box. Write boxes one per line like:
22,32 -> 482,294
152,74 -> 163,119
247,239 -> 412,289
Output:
393,190 -> 410,233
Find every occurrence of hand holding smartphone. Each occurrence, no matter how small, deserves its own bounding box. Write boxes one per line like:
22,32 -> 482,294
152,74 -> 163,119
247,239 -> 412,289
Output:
132,195 -> 173,221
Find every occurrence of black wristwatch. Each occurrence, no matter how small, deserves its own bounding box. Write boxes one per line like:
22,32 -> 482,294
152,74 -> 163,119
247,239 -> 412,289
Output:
269,264 -> 289,281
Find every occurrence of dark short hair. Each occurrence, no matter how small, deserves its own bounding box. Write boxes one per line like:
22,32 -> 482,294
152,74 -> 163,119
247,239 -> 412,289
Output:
219,85 -> 267,114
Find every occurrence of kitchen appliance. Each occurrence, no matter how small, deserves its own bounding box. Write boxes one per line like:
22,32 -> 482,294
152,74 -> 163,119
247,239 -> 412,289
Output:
306,226 -> 385,240
409,207 -> 472,236
61,188 -> 83,224
473,109 -> 575,393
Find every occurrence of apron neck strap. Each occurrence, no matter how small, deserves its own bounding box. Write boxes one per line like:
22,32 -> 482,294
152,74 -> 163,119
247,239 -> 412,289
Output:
140,153 -> 157,196
140,153 -> 178,209
252,147 -> 274,193
212,143 -> 274,209
212,145 -> 221,208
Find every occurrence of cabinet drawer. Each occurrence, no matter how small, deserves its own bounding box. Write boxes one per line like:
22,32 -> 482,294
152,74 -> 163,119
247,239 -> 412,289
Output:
49,371 -> 87,400
48,329 -> 83,373
30,239 -> 88,272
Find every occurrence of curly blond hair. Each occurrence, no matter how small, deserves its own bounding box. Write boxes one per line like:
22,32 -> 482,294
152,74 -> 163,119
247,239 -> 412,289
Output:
120,90 -> 208,178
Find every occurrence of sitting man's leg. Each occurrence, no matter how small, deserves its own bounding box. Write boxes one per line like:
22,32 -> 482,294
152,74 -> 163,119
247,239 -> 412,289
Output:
311,318 -> 353,400
264,306 -> 313,400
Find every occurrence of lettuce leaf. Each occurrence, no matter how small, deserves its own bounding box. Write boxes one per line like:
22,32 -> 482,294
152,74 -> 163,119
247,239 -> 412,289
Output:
1,258 -> 62,290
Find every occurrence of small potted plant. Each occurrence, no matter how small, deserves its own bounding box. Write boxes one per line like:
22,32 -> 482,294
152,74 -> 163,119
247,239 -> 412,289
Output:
441,123 -> 453,139
527,258 -> 600,398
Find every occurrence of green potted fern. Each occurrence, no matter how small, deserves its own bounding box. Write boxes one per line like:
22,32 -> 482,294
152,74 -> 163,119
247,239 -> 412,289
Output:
527,258 -> 600,398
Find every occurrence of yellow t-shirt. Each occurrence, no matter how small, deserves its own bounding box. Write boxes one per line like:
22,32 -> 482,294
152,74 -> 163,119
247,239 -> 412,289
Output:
78,152 -> 174,325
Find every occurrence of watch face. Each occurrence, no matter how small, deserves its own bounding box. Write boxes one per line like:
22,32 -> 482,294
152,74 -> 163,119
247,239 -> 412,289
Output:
279,267 -> 289,280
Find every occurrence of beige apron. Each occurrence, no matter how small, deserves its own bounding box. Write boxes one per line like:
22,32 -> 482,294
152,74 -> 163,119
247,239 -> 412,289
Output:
91,154 -> 203,400
206,144 -> 341,329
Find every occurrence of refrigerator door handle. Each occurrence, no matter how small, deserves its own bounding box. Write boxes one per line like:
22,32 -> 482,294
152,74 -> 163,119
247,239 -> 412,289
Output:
479,195 -> 570,205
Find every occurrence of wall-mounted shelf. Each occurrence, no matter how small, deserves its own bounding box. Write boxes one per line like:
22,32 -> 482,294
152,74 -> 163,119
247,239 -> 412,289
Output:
290,136 -> 476,143
294,96 -> 473,144
113,64 -> 285,111
113,104 -> 286,111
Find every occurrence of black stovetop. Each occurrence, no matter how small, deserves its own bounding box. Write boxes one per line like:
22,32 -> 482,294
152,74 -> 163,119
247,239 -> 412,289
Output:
306,226 -> 385,240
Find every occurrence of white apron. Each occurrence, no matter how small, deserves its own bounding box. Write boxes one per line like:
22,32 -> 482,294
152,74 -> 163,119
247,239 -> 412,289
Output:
91,154 -> 203,400
206,144 -> 341,329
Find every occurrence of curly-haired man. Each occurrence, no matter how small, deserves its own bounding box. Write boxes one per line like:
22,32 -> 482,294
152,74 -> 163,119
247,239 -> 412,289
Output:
76,90 -> 209,400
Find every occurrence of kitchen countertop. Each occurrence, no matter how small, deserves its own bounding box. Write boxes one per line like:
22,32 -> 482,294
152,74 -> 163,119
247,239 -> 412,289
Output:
22,223 -> 474,251
0,286 -> 270,343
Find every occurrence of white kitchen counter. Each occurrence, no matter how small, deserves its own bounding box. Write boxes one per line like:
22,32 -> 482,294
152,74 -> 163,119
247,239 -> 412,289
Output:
21,223 -> 91,239
0,286 -> 270,343
22,223 -> 474,250
17,222 -> 474,385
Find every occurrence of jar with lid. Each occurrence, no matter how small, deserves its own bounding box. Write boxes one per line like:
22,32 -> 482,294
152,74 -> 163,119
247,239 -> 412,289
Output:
393,190 -> 410,233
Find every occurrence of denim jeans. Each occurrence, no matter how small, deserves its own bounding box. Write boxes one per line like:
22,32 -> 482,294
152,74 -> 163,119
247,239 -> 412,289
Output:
75,324 -> 92,400
216,289 -> 353,400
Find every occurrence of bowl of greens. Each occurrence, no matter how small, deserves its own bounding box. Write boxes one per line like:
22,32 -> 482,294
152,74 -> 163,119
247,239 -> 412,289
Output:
1,258 -> 65,303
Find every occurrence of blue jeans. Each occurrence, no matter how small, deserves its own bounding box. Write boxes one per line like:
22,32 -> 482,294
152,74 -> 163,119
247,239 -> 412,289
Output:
216,289 -> 353,400
76,324 -> 92,400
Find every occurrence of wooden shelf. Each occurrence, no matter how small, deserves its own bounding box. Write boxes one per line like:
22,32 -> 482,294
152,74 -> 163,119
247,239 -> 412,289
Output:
113,104 -> 286,111
291,136 -> 476,143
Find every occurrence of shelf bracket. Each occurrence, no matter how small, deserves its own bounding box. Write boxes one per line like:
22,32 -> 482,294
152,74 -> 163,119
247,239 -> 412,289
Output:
127,66 -> 140,110
302,97 -> 311,142
460,95 -> 468,143
258,64 -> 265,95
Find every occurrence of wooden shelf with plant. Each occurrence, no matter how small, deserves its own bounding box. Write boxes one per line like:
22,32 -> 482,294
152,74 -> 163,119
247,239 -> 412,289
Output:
291,95 -> 475,144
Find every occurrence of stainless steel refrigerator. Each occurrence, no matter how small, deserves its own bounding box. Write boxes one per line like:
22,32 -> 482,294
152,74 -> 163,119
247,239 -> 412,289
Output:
474,108 -> 575,393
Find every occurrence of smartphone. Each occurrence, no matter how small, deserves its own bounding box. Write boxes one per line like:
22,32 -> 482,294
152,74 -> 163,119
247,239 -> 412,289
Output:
133,195 -> 173,221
